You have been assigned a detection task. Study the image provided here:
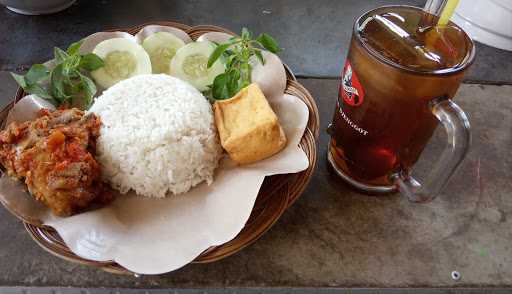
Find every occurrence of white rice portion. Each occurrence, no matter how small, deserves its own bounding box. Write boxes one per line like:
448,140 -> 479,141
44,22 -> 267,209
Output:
89,74 -> 222,198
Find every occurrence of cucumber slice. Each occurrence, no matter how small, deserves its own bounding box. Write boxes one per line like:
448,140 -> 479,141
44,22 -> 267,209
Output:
142,32 -> 186,74
91,38 -> 151,89
169,41 -> 225,91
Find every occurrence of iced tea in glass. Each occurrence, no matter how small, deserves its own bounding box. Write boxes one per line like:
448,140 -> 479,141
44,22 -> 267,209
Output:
327,5 -> 475,202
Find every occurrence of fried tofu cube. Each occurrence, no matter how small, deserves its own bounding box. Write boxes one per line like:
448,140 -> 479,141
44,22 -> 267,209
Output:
213,83 -> 287,164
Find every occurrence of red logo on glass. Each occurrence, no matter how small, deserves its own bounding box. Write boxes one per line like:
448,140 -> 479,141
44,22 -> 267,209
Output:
341,61 -> 364,106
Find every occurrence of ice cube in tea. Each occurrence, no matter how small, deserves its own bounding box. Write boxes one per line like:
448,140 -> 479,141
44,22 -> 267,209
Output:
358,8 -> 471,72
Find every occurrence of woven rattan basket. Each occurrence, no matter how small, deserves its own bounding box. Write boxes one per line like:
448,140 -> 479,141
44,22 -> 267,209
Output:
0,22 -> 320,275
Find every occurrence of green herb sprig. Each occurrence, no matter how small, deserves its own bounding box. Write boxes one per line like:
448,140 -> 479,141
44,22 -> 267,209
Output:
207,28 -> 281,100
11,40 -> 104,108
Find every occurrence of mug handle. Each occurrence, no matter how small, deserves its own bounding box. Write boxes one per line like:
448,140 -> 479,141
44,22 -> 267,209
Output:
392,98 -> 471,202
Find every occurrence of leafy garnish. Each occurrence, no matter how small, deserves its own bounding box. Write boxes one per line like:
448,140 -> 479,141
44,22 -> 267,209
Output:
79,53 -> 104,71
79,73 -> 97,107
11,73 -> 27,88
25,64 -> 50,84
54,47 -> 69,63
207,28 -> 281,100
66,40 -> 83,55
207,43 -> 232,69
10,40 -> 104,108
256,33 -> 281,54
212,73 -> 228,99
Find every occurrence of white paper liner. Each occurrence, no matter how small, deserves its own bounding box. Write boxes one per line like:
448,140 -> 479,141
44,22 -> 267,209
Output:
5,94 -> 55,125
250,51 -> 287,102
79,32 -> 136,55
4,92 -> 309,274
196,31 -> 233,43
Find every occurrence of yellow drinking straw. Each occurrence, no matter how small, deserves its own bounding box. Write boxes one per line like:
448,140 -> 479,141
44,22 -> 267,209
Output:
437,0 -> 460,26
424,0 -> 460,48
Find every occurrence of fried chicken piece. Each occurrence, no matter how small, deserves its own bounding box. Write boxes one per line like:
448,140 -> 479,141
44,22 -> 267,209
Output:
0,108 -> 112,216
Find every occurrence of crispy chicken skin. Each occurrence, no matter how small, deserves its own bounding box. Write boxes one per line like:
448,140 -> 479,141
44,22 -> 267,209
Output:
0,108 -> 112,216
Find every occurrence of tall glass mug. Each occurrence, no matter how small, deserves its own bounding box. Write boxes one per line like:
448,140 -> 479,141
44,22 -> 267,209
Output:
327,5 -> 475,202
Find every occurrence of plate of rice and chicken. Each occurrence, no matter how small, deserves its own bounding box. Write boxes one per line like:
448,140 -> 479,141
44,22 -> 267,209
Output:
0,22 -> 319,275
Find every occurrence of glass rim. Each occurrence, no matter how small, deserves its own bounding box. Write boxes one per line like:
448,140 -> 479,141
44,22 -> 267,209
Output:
352,5 -> 476,76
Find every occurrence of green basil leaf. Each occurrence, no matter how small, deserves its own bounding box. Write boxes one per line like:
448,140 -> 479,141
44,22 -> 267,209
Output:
212,73 -> 229,100
64,54 -> 81,73
65,70 -> 84,94
67,68 -> 81,82
10,73 -> 27,88
66,40 -> 83,55
79,53 -> 104,71
256,33 -> 281,53
80,74 -> 96,108
208,43 -> 231,68
253,49 -> 265,65
25,64 -> 50,85
79,73 -> 97,97
225,48 -> 236,55
24,84 -> 53,100
50,64 -> 70,102
226,69 -> 241,97
54,47 -> 69,63
226,54 -> 237,68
